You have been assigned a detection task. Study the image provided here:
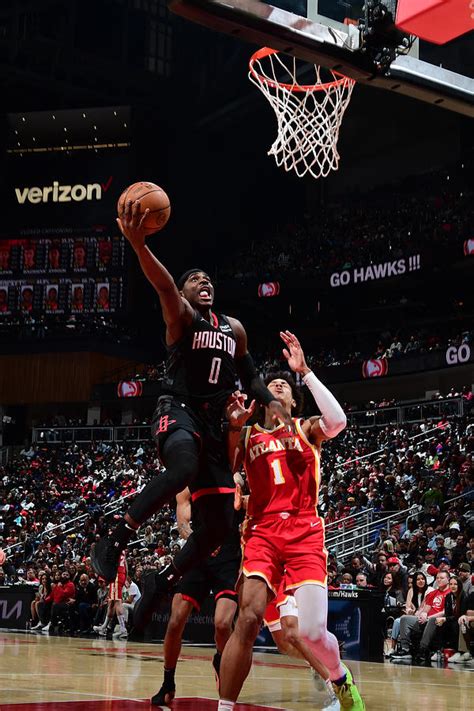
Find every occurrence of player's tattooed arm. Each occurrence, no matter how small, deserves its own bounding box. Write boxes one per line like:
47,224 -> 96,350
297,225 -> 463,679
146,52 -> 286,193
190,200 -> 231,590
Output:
176,488 -> 193,540
117,200 -> 193,344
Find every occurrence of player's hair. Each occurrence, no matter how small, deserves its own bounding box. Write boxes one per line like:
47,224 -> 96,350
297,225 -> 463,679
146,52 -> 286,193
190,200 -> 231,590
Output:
264,370 -> 304,414
176,268 -> 208,290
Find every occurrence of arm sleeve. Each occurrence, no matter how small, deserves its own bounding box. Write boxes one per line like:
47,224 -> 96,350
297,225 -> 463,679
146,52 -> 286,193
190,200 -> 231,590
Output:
235,353 -> 275,407
302,371 -> 347,438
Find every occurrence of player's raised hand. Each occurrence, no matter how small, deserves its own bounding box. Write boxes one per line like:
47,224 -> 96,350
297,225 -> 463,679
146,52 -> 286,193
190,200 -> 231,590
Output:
280,330 -> 309,375
116,199 -> 150,251
226,390 -> 256,429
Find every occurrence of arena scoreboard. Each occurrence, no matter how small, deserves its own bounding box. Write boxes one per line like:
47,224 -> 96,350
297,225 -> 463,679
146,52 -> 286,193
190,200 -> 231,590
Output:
0,235 -> 125,316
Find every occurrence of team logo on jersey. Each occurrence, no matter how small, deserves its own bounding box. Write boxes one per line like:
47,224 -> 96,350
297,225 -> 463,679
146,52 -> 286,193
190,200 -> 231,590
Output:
155,415 -> 177,434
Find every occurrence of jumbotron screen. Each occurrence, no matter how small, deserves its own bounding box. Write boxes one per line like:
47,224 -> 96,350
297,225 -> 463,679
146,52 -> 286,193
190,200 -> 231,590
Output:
0,235 -> 125,315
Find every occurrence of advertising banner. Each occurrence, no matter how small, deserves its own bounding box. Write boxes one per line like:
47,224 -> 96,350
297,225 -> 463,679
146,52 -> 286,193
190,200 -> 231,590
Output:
330,254 -> 421,288
0,586 -> 36,630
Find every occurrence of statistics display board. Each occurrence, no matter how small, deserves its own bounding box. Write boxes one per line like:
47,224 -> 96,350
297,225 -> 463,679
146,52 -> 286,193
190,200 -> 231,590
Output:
0,235 -> 125,315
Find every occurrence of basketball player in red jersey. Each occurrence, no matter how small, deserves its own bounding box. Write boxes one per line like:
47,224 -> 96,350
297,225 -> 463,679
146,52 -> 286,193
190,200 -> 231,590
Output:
92,199 -> 291,625
93,551 -> 128,639
217,331 -> 365,711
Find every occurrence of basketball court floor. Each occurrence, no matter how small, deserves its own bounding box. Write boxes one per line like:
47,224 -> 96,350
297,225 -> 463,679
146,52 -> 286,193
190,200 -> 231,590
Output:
1,633 -> 472,710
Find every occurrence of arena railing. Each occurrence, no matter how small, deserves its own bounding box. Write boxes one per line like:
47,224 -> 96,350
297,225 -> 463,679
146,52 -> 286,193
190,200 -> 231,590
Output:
346,396 -> 465,429
31,425 -> 151,443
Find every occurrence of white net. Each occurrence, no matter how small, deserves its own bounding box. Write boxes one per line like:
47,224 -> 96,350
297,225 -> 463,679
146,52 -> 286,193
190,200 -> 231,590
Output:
249,48 -> 355,180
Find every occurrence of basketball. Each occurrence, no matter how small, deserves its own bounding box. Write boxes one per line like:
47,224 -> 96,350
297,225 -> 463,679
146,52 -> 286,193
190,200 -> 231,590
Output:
117,181 -> 171,233
0,548 -> 6,566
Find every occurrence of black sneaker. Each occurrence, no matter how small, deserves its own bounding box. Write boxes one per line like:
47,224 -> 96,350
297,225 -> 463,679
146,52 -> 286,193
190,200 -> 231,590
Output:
151,681 -> 176,706
133,565 -> 180,631
91,536 -> 123,582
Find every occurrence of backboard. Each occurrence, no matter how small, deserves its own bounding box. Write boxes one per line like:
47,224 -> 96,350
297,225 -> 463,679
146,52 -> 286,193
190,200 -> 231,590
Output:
169,0 -> 474,116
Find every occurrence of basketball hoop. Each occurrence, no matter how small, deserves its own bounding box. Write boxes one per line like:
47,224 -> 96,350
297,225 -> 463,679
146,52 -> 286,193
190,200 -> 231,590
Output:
249,47 -> 355,180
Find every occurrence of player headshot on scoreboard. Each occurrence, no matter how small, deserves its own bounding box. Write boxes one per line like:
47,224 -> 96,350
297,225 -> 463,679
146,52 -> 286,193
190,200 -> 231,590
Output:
73,241 -> 87,270
45,285 -> 59,312
23,244 -> 36,271
72,284 -> 85,312
96,282 -> 110,311
0,287 -> 9,313
20,285 -> 34,312
98,239 -> 112,268
0,244 -> 11,272
48,243 -> 61,270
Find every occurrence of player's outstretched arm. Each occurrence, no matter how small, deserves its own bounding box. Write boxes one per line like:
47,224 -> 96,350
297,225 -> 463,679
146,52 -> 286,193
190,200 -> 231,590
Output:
280,330 -> 346,442
117,200 -> 192,343
229,318 -> 295,430
176,488 -> 193,541
226,390 -> 255,472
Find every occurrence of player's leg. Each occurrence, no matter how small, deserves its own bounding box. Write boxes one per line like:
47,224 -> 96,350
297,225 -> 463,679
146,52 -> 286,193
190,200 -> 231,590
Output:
294,585 -> 364,710
114,599 -> 127,638
92,404 -> 202,582
151,593 -> 194,706
218,577 -> 270,707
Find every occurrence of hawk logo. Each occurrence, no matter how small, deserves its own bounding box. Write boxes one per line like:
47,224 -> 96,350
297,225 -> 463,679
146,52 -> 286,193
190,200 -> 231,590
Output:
362,358 -> 388,379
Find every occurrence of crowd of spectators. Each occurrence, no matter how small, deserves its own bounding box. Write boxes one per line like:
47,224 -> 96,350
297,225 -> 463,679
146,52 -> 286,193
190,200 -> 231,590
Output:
0,406 -> 472,659
0,312 -> 135,344
218,169 -> 472,283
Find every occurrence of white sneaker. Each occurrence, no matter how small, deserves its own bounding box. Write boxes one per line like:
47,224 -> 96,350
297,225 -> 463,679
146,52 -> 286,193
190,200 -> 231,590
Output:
93,625 -> 106,634
31,622 -> 43,631
459,652 -> 473,662
431,652 -> 439,662
385,649 -> 396,658
42,622 -> 51,633
113,630 -> 128,639
447,652 -> 462,663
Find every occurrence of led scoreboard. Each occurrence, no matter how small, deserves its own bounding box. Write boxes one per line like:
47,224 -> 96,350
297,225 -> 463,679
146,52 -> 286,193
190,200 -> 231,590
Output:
0,235 -> 125,316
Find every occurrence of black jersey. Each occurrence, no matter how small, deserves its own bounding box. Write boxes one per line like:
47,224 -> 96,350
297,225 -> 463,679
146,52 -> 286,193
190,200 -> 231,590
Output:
163,310 -> 238,409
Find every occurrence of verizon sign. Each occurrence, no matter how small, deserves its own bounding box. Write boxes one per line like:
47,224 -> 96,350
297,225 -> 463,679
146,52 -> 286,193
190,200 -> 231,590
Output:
14,177 -> 113,205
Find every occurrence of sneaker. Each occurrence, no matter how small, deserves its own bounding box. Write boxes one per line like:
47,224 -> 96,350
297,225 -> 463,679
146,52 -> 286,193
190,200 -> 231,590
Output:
333,664 -> 365,710
113,630 -> 128,639
41,622 -> 51,634
459,652 -> 473,662
133,565 -> 179,631
384,649 -> 396,658
91,536 -> 123,583
93,625 -> 107,634
151,681 -> 176,707
31,622 -> 44,631
391,651 -> 412,661
430,652 -> 439,662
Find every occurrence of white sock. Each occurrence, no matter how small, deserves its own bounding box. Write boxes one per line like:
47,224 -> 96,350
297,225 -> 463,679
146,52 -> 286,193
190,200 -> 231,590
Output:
117,614 -> 126,631
217,701 -> 235,710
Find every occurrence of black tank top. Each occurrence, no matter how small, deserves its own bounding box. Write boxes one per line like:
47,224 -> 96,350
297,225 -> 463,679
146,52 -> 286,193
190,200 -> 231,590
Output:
163,310 -> 238,410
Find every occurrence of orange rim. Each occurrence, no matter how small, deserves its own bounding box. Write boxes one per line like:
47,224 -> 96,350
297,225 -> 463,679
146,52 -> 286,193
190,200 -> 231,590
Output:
249,47 -> 355,93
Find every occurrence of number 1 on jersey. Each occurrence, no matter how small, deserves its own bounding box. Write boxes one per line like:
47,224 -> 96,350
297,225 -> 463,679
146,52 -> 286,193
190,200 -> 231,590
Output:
271,459 -> 285,485
208,357 -> 222,384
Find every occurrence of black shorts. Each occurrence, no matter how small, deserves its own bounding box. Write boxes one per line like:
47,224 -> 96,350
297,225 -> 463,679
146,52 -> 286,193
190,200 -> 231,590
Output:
175,543 -> 241,611
152,395 -> 235,500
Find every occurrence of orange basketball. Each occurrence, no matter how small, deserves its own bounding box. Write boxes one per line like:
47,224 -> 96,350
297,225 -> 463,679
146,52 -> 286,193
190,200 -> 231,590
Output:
117,181 -> 171,234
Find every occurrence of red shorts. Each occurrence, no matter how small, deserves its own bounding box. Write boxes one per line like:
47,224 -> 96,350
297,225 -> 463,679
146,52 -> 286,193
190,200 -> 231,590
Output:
109,571 -> 126,600
241,511 -> 327,596
263,578 -> 298,629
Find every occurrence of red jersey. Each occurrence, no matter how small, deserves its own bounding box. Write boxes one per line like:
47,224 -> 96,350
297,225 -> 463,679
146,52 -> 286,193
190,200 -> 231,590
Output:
425,588 -> 449,615
242,418 -> 320,518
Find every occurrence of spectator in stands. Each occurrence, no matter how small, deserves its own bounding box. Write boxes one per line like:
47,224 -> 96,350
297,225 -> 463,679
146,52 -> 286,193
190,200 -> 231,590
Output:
355,573 -> 369,588
458,563 -> 474,595
393,570 -> 451,663
433,576 -> 466,660
387,557 -> 409,594
387,572 -> 433,658
381,572 -> 405,611
74,573 -> 97,634
42,570 -> 76,634
30,572 -> 51,630
122,575 -> 141,624
449,588 -> 474,663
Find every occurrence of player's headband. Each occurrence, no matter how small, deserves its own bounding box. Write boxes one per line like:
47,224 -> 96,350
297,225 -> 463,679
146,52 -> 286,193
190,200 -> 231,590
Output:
176,268 -> 207,290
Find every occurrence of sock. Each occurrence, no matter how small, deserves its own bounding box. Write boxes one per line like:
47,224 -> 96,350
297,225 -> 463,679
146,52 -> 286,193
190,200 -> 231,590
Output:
117,614 -> 126,632
217,701 -> 235,710
163,667 -> 176,687
333,672 -> 347,687
111,519 -> 137,546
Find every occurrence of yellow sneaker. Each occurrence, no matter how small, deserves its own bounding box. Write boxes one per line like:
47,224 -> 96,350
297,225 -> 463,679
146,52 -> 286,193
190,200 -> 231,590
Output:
333,664 -> 365,710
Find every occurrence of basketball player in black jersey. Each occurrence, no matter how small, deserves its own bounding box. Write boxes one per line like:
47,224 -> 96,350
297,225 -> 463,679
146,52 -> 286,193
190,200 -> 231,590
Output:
151,486 -> 243,706
91,198 -> 291,620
